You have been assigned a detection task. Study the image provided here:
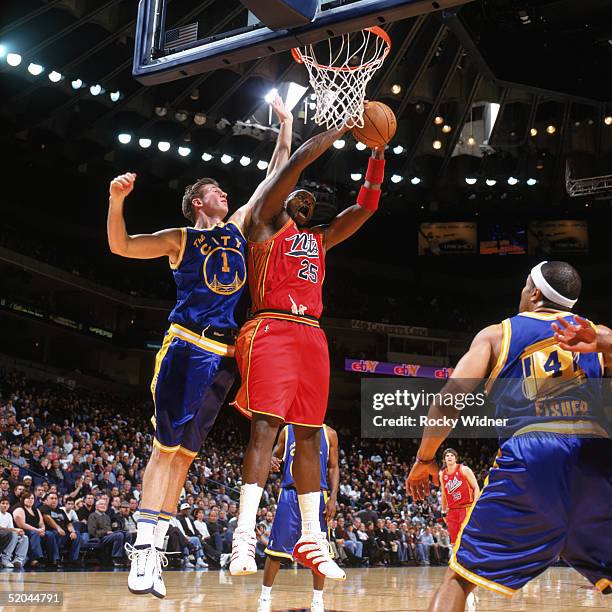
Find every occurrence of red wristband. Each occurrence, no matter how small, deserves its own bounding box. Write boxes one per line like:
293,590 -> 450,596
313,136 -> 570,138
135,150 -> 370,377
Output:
365,157 -> 385,184
357,185 -> 381,212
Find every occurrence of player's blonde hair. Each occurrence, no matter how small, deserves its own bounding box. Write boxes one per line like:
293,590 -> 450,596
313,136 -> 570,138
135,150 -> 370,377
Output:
182,177 -> 219,223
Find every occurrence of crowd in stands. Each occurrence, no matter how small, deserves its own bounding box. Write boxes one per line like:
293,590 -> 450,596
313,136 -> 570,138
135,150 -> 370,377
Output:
0,368 -> 498,571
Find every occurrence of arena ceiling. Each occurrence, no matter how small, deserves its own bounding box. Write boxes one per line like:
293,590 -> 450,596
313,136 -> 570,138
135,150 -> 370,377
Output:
2,0 -> 612,226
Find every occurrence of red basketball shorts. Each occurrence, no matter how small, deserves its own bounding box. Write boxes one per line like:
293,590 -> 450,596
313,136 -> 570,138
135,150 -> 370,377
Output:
447,507 -> 469,544
232,316 -> 330,427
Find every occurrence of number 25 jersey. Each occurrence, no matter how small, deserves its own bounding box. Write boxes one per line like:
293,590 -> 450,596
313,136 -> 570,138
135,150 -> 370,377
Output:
248,218 -> 325,319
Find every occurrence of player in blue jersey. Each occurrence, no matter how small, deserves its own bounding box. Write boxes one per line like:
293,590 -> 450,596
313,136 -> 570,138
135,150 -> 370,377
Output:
106,95 -> 293,598
257,424 -> 339,612
406,261 -> 611,611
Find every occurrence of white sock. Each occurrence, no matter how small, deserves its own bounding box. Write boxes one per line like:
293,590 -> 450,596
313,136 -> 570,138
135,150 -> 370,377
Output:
134,508 -> 159,546
312,589 -> 324,604
260,585 -> 272,600
154,516 -> 171,549
298,492 -> 321,536
237,483 -> 264,532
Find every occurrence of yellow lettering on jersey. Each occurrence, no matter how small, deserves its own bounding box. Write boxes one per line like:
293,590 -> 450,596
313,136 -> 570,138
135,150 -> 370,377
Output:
212,237 -> 220,246
235,237 -> 242,249
200,243 -> 211,255
535,399 -> 589,417
221,235 -> 230,246
193,234 -> 206,247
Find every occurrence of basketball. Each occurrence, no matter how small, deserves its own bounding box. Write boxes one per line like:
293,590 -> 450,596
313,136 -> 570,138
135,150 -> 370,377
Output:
352,101 -> 397,149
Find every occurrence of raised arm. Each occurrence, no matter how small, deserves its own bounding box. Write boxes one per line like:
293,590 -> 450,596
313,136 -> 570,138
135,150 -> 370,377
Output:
270,426 -> 286,472
229,95 -> 293,231
107,173 -> 182,264
323,147 -> 385,250
251,123 -> 350,226
552,316 -> 612,371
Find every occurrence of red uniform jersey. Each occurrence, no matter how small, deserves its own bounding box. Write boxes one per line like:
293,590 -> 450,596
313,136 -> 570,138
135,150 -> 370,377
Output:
442,464 -> 473,510
249,218 -> 325,319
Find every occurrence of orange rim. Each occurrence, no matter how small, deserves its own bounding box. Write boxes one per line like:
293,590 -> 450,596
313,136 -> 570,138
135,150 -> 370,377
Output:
291,26 -> 391,72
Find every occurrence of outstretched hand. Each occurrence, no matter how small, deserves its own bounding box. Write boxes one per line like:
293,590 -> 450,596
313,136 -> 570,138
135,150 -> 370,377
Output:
109,172 -> 136,199
406,459 -> 440,501
270,93 -> 292,123
552,315 -> 597,353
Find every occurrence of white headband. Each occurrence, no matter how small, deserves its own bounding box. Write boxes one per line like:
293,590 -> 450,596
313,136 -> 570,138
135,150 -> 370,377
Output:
530,261 -> 577,309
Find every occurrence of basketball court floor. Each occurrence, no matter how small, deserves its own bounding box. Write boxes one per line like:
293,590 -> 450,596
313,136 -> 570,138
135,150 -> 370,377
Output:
2,567 -> 610,611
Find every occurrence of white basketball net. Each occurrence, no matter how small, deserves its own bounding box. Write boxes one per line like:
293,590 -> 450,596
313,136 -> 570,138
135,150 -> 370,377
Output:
293,27 -> 390,130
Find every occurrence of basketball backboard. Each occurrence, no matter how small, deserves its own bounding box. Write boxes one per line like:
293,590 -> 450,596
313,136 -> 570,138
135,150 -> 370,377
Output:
133,0 -> 473,85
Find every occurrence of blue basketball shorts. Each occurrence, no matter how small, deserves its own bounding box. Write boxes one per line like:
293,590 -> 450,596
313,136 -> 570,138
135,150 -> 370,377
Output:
150,324 -> 236,456
450,432 -> 612,597
265,488 -> 328,560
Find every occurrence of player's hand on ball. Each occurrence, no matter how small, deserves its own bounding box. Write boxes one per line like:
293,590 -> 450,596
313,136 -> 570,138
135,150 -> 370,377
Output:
109,172 -> 137,198
406,459 -> 439,501
270,93 -> 292,123
552,315 -> 597,353
270,455 -> 282,472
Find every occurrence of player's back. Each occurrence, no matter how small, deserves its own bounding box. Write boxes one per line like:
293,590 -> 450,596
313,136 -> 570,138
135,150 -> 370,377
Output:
486,311 -> 606,439
248,219 -> 325,319
168,223 -> 247,330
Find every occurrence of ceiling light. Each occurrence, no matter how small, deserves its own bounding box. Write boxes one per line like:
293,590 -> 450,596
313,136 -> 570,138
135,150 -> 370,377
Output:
110,91 -> 121,102
157,141 -> 171,152
350,173 -> 362,181
432,140 -> 442,150
333,139 -> 345,149
467,136 -> 476,146
202,153 -> 213,162
392,145 -> 404,154
221,154 -> 233,165
442,124 -> 452,133
355,142 -> 367,151
89,84 -> 103,96
264,88 -> 278,104
507,176 -> 519,185
117,133 -> 131,144
410,177 -> 421,185
526,178 -> 537,186
193,112 -> 207,126
485,179 -> 497,186
391,174 -> 403,183
178,146 -> 191,157
546,125 -> 556,135
530,128 -> 538,137
27,63 -> 44,76
310,93 -> 317,101
605,116 -> 612,126
434,116 -> 444,125
286,82 -> 308,112
391,83 -> 402,95
6,53 -> 22,67
257,160 -> 268,170
0,45 -> 6,59
48,71 -> 62,83
465,177 -> 477,185
138,138 -> 152,148
71,78 -> 83,89
240,156 -> 251,166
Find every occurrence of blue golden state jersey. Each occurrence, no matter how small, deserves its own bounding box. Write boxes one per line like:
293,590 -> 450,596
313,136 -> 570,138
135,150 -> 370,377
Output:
280,425 -> 329,490
168,223 -> 247,330
486,311 -> 605,438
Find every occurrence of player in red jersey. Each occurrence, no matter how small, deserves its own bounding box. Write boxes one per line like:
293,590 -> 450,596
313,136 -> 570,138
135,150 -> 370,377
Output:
230,110 -> 386,578
439,448 -> 480,545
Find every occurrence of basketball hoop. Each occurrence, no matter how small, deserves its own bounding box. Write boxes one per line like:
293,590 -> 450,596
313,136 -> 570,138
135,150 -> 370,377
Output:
292,26 -> 391,130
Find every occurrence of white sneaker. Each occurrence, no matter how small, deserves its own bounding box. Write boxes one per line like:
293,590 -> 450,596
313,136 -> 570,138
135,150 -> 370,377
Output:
196,558 -> 208,568
219,553 -> 230,569
183,559 -> 195,569
292,533 -> 346,581
1,560 -> 14,568
229,528 -> 257,575
311,599 -> 325,612
126,543 -> 156,594
466,591 -> 477,611
257,596 -> 272,612
151,548 -> 167,599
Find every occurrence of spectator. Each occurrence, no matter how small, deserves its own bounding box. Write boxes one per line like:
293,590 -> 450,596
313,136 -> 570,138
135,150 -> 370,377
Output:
0,498 -> 28,568
87,498 -> 124,567
77,494 -> 95,523
8,482 -> 25,508
118,501 -> 137,545
40,492 -> 82,567
176,503 -> 207,569
0,479 -> 10,502
12,491 -> 46,567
